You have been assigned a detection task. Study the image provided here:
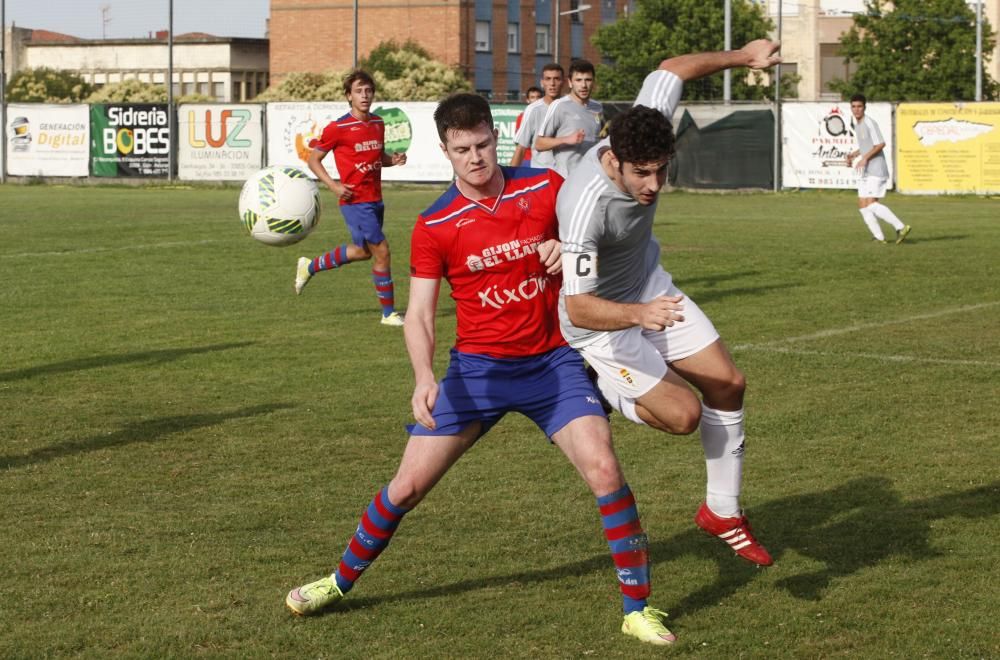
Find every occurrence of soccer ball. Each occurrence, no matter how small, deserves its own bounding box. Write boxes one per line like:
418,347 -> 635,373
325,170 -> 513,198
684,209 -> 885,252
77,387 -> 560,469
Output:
239,166 -> 321,246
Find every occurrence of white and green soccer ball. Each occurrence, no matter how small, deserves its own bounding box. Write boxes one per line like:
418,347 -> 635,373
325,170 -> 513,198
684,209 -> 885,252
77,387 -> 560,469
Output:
239,166 -> 321,246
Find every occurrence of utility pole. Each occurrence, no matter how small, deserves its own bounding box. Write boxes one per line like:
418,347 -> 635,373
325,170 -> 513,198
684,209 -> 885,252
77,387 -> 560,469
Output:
976,0 -> 983,101
724,0 -> 731,104
773,0 -> 782,192
168,0 -> 174,181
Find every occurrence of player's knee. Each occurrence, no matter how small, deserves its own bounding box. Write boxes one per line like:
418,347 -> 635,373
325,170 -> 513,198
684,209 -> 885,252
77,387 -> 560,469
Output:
386,477 -> 428,510
585,456 -> 626,495
645,401 -> 700,435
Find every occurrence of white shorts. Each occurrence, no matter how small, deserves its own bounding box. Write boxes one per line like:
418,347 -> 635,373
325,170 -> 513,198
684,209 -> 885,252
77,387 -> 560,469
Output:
577,266 -> 720,402
858,175 -> 889,198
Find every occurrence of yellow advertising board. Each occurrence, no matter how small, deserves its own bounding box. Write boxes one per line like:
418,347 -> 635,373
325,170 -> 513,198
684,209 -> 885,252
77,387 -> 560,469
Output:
896,103 -> 1000,194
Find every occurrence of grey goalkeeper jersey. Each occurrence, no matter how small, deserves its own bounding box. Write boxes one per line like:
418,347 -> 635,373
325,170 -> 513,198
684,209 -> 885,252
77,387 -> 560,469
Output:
537,96 -> 604,177
557,68 -> 684,348
855,114 -> 889,179
513,99 -> 556,169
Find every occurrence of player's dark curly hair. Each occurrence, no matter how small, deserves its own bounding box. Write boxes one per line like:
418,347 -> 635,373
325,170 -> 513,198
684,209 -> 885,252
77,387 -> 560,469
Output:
434,93 -> 495,144
343,69 -> 376,95
850,93 -> 867,106
608,105 -> 675,169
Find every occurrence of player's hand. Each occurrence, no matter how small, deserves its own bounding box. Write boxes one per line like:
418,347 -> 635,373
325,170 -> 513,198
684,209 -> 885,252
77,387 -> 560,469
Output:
391,152 -> 407,166
741,39 -> 782,70
338,184 -> 355,202
537,239 -> 562,274
411,380 -> 439,430
638,295 -> 685,331
567,129 -> 586,145
855,157 -> 868,173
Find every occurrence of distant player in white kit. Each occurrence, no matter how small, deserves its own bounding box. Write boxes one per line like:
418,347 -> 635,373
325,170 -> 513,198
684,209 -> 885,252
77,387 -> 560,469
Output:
847,93 -> 911,244
510,63 -> 564,169
534,59 -> 603,177
557,39 -> 782,567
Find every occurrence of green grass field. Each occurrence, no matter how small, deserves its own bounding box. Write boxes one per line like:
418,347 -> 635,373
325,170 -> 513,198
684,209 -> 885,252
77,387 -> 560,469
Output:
1,183 -> 997,658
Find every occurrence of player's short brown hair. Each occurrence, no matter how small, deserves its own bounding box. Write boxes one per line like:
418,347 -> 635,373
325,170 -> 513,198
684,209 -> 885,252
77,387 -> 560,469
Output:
609,105 -> 675,169
850,93 -> 867,106
568,59 -> 595,78
434,93 -> 494,144
541,63 -> 565,77
343,69 -> 376,96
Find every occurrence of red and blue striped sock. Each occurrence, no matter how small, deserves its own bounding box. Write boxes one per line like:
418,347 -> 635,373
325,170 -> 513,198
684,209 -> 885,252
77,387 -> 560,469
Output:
311,245 -> 350,274
333,486 -> 409,593
598,484 -> 650,614
372,269 -> 395,316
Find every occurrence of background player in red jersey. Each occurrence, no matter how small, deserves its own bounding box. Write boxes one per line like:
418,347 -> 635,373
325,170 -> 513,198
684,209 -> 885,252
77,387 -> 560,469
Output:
294,69 -> 408,327
285,93 -> 678,647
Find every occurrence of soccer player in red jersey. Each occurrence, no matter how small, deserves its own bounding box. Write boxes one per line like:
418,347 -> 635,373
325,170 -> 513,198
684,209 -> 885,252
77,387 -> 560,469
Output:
294,70 -> 408,327
286,93 -> 677,646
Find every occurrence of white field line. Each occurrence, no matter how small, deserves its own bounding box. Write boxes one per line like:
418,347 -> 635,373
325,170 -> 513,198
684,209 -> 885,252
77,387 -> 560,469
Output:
732,300 -> 1000,368
733,301 -> 1000,349
739,345 -> 1000,369
1,239 -> 228,259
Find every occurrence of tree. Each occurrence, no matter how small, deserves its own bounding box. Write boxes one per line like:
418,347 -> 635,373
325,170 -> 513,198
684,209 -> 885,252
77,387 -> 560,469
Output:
830,0 -> 998,101
592,0 -> 797,100
85,79 -> 214,104
5,67 -> 93,102
257,44 -> 470,101
361,39 -> 432,80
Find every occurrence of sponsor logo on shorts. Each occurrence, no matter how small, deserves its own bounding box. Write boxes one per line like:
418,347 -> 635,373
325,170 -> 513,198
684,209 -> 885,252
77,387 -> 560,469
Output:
619,368 -> 635,386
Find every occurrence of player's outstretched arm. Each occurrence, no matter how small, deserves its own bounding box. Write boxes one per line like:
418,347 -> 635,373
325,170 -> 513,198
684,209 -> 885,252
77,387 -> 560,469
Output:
660,39 -> 781,82
405,276 -> 442,430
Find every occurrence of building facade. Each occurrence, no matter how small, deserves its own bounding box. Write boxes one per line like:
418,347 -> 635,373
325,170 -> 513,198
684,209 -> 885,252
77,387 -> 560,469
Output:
3,27 -> 269,102
269,0 -> 630,100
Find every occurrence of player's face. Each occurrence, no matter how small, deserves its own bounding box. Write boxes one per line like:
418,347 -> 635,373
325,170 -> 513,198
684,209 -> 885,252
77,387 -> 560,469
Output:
347,81 -> 375,114
618,157 -> 670,206
569,72 -> 594,101
526,90 -> 543,103
440,122 -> 500,189
540,70 -> 563,99
850,101 -> 865,121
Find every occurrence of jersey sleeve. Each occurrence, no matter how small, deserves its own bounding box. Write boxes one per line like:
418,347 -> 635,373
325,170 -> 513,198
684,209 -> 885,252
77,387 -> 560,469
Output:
634,69 -> 684,120
514,105 -> 537,148
537,101 -> 560,138
409,219 -> 445,279
868,117 -> 885,146
310,122 -> 339,153
556,178 -> 603,296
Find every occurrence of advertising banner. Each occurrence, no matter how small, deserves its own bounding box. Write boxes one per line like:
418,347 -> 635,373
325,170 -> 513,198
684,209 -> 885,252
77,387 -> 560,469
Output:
6,104 -> 89,177
782,102 -> 893,189
177,104 -> 263,181
896,103 -> 1000,194
491,104 -> 524,167
266,101 -> 458,182
90,104 -> 170,177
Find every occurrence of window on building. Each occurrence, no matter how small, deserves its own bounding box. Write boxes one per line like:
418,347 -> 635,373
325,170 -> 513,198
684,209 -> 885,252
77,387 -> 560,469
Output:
570,0 -> 584,23
507,22 -> 520,53
476,21 -> 491,52
820,43 -> 856,94
212,82 -> 225,100
535,25 -> 551,54
476,88 -> 493,100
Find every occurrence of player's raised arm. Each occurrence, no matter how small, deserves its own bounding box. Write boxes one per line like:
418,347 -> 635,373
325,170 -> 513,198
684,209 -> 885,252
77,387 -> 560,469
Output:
659,39 -> 781,82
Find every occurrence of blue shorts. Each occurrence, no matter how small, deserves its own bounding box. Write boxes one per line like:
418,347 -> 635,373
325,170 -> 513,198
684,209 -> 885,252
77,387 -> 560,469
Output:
408,345 -> 606,440
340,201 -> 386,247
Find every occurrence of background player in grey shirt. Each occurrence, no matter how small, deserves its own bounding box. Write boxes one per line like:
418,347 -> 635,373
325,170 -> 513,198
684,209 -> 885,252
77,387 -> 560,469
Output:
510,63 -> 564,169
847,93 -> 912,244
535,59 -> 603,177
558,39 -> 781,567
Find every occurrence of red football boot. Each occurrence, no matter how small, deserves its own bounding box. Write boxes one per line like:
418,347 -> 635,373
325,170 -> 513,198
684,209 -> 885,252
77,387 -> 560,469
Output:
694,502 -> 773,566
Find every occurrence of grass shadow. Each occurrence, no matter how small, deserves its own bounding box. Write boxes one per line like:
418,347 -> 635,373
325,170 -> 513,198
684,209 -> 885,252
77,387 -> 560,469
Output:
0,403 -> 294,470
0,342 -> 255,383
320,477 -> 997,617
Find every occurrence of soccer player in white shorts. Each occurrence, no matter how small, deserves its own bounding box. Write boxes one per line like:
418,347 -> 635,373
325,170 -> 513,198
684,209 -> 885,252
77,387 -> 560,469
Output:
557,40 -> 783,567
847,93 -> 912,244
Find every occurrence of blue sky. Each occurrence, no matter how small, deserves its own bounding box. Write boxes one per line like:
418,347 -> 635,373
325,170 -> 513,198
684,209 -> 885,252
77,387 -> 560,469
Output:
3,0 -> 270,40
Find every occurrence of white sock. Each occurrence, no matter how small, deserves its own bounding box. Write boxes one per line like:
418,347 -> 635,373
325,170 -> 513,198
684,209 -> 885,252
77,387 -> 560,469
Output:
595,375 -> 647,426
859,207 -> 884,240
701,405 -> 744,518
869,202 -> 904,230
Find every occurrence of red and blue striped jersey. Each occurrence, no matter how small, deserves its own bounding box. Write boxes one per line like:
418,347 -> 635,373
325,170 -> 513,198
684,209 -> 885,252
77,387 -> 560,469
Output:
310,112 -> 385,205
410,166 -> 566,358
